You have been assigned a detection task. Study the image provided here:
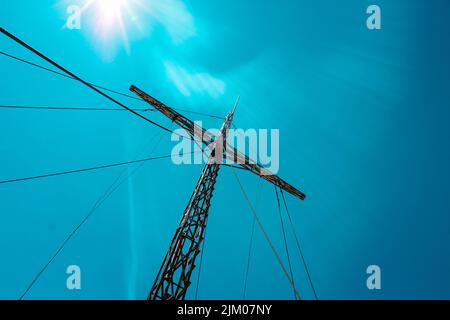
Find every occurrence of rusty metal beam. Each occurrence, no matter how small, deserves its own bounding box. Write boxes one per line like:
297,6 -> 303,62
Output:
130,85 -> 305,200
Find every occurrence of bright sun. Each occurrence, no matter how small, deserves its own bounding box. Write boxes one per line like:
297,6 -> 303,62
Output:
95,0 -> 130,30
81,0 -> 144,53
66,0 -> 149,57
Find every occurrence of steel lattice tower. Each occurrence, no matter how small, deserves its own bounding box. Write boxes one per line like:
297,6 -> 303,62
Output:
130,85 -> 305,300
148,109 -> 234,300
0,27 -> 306,301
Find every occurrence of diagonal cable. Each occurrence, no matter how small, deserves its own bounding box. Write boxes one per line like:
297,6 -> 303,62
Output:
0,50 -> 224,119
0,105 -> 154,112
242,178 -> 261,299
275,186 -> 297,300
0,27 -> 175,134
19,134 -> 167,299
280,189 -> 318,300
0,154 -> 177,185
232,169 -> 301,300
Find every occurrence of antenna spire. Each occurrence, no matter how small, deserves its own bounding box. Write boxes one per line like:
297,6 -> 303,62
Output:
232,95 -> 240,115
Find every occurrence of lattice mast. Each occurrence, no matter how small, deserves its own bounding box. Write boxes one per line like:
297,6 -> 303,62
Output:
130,85 -> 306,300
146,101 -> 236,300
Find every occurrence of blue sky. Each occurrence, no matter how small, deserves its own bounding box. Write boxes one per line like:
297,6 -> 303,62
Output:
0,0 -> 449,300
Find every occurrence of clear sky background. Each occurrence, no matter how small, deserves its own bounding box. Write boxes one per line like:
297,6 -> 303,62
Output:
0,0 -> 449,300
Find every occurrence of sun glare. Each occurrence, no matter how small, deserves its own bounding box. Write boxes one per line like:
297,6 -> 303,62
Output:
63,0 -> 195,60
81,0 -> 144,55
96,0 -> 128,26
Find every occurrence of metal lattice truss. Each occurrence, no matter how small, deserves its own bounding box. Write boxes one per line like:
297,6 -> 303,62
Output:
130,85 -> 305,201
129,85 -> 305,300
148,156 -> 221,300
